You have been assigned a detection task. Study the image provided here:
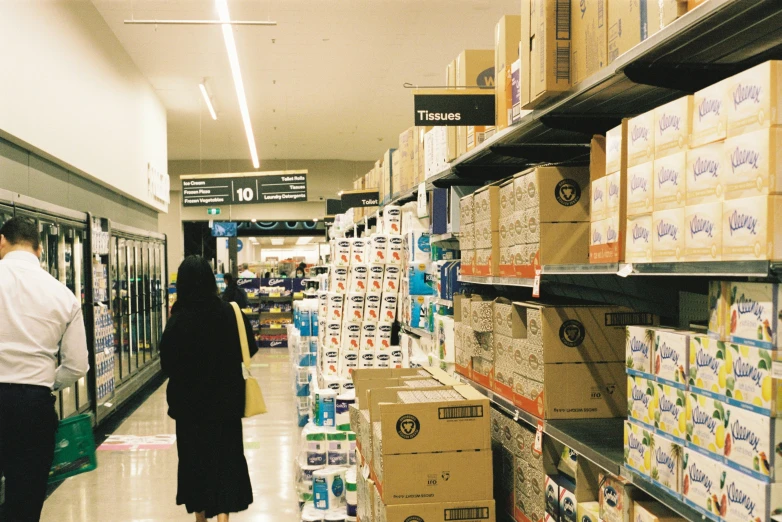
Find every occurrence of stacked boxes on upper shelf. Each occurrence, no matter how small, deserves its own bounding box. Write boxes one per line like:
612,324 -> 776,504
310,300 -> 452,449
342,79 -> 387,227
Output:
472,185 -> 500,276
624,280 -> 782,521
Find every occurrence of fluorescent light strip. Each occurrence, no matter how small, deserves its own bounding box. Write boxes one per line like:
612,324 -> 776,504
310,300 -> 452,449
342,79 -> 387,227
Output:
216,0 -> 259,168
270,238 -> 284,246
198,83 -> 217,120
296,237 -> 312,246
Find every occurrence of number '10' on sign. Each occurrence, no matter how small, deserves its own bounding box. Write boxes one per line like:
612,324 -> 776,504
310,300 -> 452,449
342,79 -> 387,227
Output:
236,188 -> 254,202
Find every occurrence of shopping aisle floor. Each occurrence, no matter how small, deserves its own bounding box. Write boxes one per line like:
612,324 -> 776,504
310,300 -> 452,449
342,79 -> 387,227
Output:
41,349 -> 300,522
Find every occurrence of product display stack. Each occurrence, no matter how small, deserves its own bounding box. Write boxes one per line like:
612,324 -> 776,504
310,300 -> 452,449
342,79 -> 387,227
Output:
93,304 -> 115,402
290,299 -> 319,428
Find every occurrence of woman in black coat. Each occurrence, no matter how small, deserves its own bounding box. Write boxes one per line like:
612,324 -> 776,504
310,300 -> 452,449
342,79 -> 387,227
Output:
160,256 -> 258,522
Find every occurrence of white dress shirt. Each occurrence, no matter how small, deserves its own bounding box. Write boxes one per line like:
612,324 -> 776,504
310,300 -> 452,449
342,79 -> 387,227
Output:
0,251 -> 89,390
239,270 -> 256,278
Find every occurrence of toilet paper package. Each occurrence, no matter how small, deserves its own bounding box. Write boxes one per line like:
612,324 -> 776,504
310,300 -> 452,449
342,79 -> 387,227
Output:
317,291 -> 329,317
341,322 -> 361,351
335,394 -> 356,432
367,264 -> 385,294
358,349 -> 375,369
338,378 -> 354,395
326,293 -> 344,322
324,321 -> 342,349
350,238 -> 367,264
374,350 -> 392,369
380,293 -> 398,323
376,321 -> 393,350
344,293 -> 365,322
359,322 -> 377,350
391,346 -> 403,368
322,348 -> 339,376
329,268 -> 348,294
384,205 -> 402,234
305,431 -> 327,466
363,294 -> 381,322
347,264 -> 368,293
387,234 -> 404,265
334,239 -> 351,267
327,431 -> 348,466
383,265 -> 401,293
321,375 -> 341,394
368,235 -> 388,264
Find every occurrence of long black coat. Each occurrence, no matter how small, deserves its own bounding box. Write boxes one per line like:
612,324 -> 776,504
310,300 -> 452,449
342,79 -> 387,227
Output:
160,297 -> 258,421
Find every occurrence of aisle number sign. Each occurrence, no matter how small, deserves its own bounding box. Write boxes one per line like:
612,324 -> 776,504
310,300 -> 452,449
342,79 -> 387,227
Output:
181,170 -> 308,207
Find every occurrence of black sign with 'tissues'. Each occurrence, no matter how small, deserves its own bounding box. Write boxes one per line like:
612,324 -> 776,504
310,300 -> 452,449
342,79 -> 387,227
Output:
414,92 -> 495,126
341,190 -> 379,210
181,171 -> 308,207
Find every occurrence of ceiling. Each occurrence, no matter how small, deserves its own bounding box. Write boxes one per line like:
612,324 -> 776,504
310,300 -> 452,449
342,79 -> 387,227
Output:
92,0 -> 517,162
247,236 -> 320,247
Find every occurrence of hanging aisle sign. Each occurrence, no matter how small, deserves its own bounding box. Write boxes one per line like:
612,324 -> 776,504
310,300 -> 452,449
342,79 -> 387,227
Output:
181,170 -> 308,207
341,189 -> 380,210
413,88 -> 495,126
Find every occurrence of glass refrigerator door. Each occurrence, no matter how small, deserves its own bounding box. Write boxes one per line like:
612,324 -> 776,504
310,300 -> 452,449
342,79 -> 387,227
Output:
141,243 -> 151,365
129,241 -> 140,375
149,243 -> 160,358
58,226 -> 77,418
111,237 -> 124,384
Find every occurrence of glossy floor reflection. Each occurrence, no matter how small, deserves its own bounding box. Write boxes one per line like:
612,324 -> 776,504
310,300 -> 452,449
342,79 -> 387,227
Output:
41,349 -> 300,522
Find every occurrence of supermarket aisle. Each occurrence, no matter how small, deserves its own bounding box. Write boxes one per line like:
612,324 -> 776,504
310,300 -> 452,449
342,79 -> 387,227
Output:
41,349 -> 300,522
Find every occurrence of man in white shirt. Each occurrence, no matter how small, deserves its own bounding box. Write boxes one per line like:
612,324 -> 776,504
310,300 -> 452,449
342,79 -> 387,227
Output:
238,263 -> 256,278
0,217 -> 89,521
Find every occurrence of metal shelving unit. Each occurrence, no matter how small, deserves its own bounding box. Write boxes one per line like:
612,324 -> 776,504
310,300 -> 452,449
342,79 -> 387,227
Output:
459,275 -> 535,287
400,323 -> 432,339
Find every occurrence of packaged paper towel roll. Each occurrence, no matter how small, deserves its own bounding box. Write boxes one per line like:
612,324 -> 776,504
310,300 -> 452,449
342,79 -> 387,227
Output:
380,293 -> 398,322
344,292 -> 365,322
350,238 -> 367,264
347,264 -> 368,293
374,350 -> 391,369
329,267 -> 348,294
359,322 -> 377,350
363,294 -> 381,322
358,349 -> 375,368
376,321 -> 393,350
341,322 -> 361,351
315,389 -> 336,427
366,264 -> 385,294
335,394 -> 355,431
386,235 -> 404,265
312,467 -> 345,510
338,351 -> 358,378
334,239 -> 351,267
384,205 -> 402,234
383,265 -> 401,293
368,234 -> 388,264
327,431 -> 348,466
326,293 -> 344,322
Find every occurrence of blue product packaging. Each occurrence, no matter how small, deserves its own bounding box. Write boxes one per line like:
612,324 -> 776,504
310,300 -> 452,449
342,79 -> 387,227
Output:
408,263 -> 434,296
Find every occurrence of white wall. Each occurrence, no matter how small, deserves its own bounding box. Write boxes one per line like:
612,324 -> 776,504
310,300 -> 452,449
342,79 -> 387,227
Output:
0,1 -> 168,212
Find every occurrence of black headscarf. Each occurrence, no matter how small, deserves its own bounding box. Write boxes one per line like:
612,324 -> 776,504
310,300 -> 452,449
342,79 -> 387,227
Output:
173,256 -> 218,313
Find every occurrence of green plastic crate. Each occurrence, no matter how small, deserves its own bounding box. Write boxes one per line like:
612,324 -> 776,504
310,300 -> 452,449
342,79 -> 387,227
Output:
48,413 -> 97,484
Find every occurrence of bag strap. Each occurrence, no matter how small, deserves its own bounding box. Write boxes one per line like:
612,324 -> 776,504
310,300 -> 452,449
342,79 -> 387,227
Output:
230,302 -> 252,369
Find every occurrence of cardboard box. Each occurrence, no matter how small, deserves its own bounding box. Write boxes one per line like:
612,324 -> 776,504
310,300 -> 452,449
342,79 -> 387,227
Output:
515,222 -> 588,275
521,166 -> 591,221
685,141 -> 725,206
591,177 -> 607,221
591,134 -> 607,180
684,200 -> 722,261
625,213 -> 653,263
599,473 -> 641,522
474,243 -> 500,277
592,167 -> 626,263
626,325 -> 654,378
383,148 -> 396,203
723,126 -> 782,200
606,121 -> 627,175
624,420 -> 651,477
446,60 -> 458,162
653,151 -> 686,210
691,80 -> 728,148
726,60 -> 782,137
681,447 -> 723,520
398,127 -> 415,193
379,500 -> 497,522
652,207 -> 685,262
571,0 -> 607,86
722,195 -> 782,261
607,0 -> 686,64
493,299 -> 526,339
688,334 -> 728,400
723,465 -> 782,522
727,281 -> 782,350
496,15 -> 522,131
473,185 -> 501,227
626,161 -> 654,216
654,96 -> 693,158
457,50 -> 495,156
521,0 -> 572,108
628,374 -> 655,428
632,500 -> 685,522
650,436 -> 683,496
627,111 -> 655,168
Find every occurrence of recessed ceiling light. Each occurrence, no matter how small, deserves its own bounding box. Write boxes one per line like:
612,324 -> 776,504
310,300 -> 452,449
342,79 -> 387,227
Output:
270,238 -> 284,246
198,83 -> 217,120
251,218 -> 257,222
216,0 -> 259,169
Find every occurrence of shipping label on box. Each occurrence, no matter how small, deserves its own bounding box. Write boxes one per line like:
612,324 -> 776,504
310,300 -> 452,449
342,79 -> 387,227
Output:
727,281 -> 782,350
689,334 -> 728,401
627,161 -> 654,216
628,111 -> 655,167
651,437 -> 683,495
628,374 -> 655,428
682,448 -> 723,520
591,176 -> 607,221
381,499 -> 497,522
684,201 -> 722,262
624,420 -> 651,477
606,122 -> 625,175
722,195 -> 782,261
726,60 -> 782,137
626,325 -> 654,378
724,127 -> 782,200
655,382 -> 687,444
652,208 -> 684,262
686,142 -> 725,206
654,95 -> 692,158
691,80 -> 728,148
653,152 -> 686,210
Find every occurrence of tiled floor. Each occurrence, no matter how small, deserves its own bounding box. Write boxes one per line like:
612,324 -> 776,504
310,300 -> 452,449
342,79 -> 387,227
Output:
41,349 -> 300,522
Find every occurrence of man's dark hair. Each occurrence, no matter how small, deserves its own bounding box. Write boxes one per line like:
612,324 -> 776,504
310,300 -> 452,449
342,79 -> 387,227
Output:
0,218 -> 40,251
223,273 -> 234,285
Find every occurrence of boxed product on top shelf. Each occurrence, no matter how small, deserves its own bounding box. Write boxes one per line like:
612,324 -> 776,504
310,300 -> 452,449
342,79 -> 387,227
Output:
570,0 -> 606,87
454,49 -> 494,156
520,0 -> 571,108
495,14 -> 521,131
607,0 -> 686,65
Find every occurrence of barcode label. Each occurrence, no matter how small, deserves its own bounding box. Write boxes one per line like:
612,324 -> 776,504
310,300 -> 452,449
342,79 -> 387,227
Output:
444,507 -> 490,520
598,0 -> 605,28
438,405 -> 484,420
605,312 -> 656,327
556,0 -> 571,39
556,42 -> 571,82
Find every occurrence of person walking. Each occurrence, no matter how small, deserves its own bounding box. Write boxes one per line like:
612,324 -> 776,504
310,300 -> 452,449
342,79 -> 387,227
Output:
221,273 -> 249,308
0,217 -> 90,522
160,256 -> 256,522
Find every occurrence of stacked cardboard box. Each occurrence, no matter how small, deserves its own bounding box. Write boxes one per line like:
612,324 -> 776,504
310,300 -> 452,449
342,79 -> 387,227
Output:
455,50 -> 495,156
607,0 -> 687,65
495,15 -> 521,131
521,0 -> 572,108
453,294 -> 495,385
459,193 -> 476,275
472,185 -> 501,276
570,0 -> 607,87
592,125 -> 627,263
